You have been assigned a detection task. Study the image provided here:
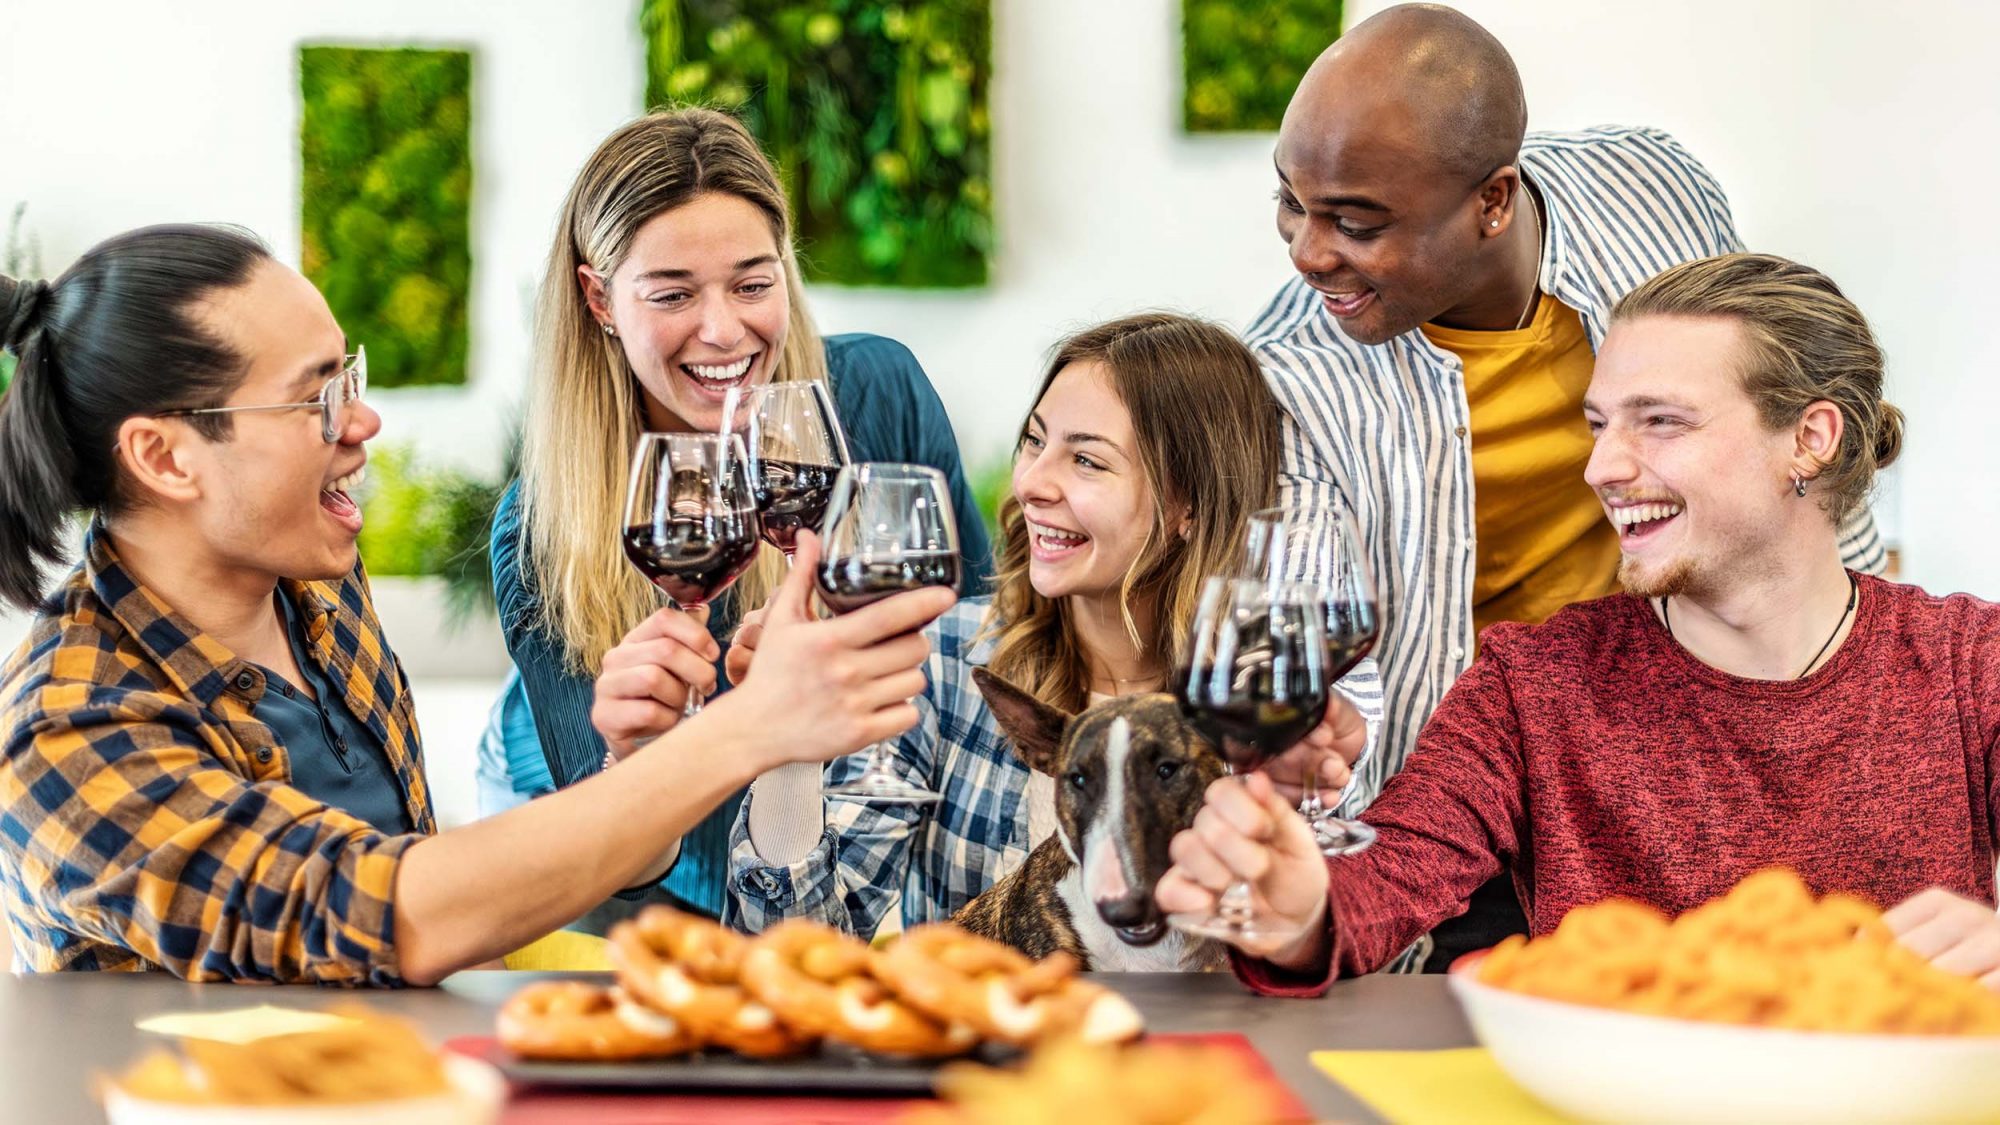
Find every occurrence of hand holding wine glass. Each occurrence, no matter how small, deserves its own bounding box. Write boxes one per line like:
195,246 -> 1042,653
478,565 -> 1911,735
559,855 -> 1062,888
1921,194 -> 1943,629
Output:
1166,576 -> 1331,941
1245,503 -> 1380,856
1256,696 -> 1365,805
814,462 -> 962,803
1155,771 -> 1333,968
621,432 -> 762,716
705,529 -> 953,770
590,604 -> 721,761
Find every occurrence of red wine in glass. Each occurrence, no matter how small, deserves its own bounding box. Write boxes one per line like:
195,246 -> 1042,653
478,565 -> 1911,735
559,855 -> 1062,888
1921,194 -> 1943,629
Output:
1324,597 -> 1380,680
621,433 -> 761,716
817,551 -> 961,615
1167,579 -> 1329,942
815,462 -> 962,804
730,381 -> 851,560
622,502 -> 762,608
1176,601 -> 1331,773
754,457 -> 841,558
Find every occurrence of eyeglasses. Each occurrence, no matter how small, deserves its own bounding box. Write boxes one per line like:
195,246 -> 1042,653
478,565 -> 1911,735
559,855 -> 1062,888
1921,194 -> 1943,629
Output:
157,346 -> 367,443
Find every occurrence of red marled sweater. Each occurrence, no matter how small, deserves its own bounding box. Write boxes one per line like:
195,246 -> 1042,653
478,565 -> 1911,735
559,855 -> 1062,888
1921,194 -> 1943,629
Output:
1237,575 -> 2000,995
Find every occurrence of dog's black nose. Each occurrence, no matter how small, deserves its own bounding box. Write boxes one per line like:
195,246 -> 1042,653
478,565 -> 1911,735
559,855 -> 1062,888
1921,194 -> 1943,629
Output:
1097,895 -> 1150,928
1097,894 -> 1166,945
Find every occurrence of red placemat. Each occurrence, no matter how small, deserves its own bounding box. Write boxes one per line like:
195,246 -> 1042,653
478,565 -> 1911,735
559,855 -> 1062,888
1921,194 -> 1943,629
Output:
446,1032 -> 1313,1124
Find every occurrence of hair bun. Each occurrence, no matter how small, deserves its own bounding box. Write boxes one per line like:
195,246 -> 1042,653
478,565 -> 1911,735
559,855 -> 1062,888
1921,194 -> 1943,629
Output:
1,276 -> 51,351
1872,401 -> 1905,471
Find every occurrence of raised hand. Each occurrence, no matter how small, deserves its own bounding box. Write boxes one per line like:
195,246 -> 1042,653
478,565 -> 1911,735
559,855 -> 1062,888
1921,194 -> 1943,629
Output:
1154,772 -> 1333,968
704,530 -> 952,769
590,604 -> 719,762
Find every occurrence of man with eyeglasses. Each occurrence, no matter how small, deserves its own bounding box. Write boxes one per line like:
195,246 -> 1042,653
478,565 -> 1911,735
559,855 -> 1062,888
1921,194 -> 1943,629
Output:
0,226 -> 951,984
161,344 -> 367,443
1249,4 -> 1889,970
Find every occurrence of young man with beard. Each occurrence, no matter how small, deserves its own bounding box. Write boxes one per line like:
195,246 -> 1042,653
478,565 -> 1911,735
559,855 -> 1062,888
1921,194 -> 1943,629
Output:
1252,4 -> 1887,967
1159,252 -> 2000,993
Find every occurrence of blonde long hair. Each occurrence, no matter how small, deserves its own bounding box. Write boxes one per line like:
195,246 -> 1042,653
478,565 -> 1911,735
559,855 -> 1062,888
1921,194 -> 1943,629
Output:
984,313 -> 1281,714
521,108 -> 827,674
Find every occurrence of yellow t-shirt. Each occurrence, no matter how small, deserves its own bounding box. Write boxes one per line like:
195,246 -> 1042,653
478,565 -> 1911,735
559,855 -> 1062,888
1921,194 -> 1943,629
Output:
1422,295 -> 1620,637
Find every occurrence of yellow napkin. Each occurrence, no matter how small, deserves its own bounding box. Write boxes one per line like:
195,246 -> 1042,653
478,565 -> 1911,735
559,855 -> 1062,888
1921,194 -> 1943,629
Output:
135,1005 -> 361,1044
1312,1048 -> 1575,1125
501,929 -> 615,971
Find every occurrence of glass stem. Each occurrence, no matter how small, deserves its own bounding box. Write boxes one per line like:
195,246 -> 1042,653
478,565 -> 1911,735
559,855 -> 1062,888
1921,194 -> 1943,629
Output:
673,597 -> 704,716
1298,754 -> 1326,819
1218,879 -> 1257,928
864,740 -> 897,777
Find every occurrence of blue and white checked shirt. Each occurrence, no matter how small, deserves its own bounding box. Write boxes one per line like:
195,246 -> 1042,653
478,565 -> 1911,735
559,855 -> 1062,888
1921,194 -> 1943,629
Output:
725,597 -> 1385,937
1252,127 -> 1888,815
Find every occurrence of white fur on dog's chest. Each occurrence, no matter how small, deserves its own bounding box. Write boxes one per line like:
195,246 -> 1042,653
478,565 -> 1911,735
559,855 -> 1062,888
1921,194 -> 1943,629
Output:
1056,871 -> 1206,972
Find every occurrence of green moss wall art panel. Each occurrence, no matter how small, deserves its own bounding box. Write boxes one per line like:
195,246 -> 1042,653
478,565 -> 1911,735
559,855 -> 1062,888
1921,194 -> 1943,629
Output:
1183,0 -> 1341,132
643,0 -> 992,288
299,46 -> 472,387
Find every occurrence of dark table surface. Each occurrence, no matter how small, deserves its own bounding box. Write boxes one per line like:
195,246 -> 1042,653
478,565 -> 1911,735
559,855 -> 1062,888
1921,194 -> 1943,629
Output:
0,969 -> 1474,1122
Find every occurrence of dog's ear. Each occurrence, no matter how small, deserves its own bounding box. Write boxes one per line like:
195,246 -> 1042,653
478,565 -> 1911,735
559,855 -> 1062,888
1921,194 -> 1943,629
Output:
972,668 -> 1069,775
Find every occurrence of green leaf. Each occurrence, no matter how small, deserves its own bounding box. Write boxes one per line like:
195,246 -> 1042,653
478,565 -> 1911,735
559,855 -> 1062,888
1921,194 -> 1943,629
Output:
300,45 -> 472,386
356,444 -> 505,625
1182,0 -> 1342,132
644,0 -> 991,289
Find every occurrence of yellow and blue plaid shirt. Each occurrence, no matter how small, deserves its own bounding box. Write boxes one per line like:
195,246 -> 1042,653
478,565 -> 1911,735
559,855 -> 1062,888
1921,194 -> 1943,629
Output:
0,524 -> 434,984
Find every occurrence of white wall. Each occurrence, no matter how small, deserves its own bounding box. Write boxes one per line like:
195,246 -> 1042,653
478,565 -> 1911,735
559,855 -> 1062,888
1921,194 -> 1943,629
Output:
2,0 -> 1995,592
0,0 -> 643,476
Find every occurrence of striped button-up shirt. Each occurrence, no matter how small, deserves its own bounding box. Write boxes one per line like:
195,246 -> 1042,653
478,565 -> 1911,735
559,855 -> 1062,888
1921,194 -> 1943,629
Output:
0,525 -> 434,982
725,597 -> 1388,936
1250,126 -> 1888,811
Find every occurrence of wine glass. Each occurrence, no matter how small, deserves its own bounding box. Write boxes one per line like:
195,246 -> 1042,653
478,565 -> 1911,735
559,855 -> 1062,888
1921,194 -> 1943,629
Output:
727,380 -> 851,562
621,432 -> 763,715
815,462 -> 962,804
1170,576 -> 1331,941
1246,503 -> 1381,857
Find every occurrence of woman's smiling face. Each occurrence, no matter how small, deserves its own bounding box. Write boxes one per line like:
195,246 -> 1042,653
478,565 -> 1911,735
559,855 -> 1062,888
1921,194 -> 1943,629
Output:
582,191 -> 790,433
1012,360 -> 1160,602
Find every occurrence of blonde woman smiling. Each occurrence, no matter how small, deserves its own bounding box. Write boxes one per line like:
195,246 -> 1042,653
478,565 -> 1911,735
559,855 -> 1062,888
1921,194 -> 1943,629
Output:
485,108 -> 990,923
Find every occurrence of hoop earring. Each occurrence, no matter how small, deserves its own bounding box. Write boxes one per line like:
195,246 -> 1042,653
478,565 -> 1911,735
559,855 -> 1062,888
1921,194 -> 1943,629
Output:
1792,473 -> 1808,498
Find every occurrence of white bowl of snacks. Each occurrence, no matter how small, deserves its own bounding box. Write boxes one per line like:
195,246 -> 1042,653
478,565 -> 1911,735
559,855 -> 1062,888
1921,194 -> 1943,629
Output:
1448,870 -> 2000,1124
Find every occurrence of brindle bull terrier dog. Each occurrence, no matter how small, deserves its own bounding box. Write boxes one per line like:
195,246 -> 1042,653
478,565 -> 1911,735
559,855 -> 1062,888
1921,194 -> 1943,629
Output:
953,669 -> 1228,971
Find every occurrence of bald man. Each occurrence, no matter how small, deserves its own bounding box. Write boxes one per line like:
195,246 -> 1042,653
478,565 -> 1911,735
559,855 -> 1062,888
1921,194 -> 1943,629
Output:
1248,4 -> 1886,970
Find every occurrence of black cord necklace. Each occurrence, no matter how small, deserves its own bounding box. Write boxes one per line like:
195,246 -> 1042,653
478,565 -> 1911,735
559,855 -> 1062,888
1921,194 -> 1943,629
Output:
1661,571 -> 1858,679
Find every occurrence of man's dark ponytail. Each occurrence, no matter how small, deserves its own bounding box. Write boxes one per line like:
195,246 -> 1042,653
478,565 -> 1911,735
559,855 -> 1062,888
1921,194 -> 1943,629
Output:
0,225 -> 270,612
0,276 -> 80,611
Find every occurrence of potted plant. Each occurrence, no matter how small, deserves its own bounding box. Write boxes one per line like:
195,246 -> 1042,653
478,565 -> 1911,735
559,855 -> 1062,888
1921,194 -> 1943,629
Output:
356,445 -> 512,678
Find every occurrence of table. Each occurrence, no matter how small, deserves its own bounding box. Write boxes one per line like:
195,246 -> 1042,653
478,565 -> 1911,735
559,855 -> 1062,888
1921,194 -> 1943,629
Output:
0,970 -> 1474,1123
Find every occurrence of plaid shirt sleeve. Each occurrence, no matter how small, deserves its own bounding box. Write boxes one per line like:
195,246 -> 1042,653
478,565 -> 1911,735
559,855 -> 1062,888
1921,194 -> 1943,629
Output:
3,679 -> 419,984
725,645 -> 947,939
726,601 -> 1007,937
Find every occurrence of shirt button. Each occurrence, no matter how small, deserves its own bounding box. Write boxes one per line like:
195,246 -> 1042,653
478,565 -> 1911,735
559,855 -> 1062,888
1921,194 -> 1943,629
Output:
336,738 -> 349,752
256,747 -> 273,764
1454,425 -> 1468,438
234,671 -> 257,692
280,684 -> 295,699
1450,646 -> 1466,661
759,873 -> 779,892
